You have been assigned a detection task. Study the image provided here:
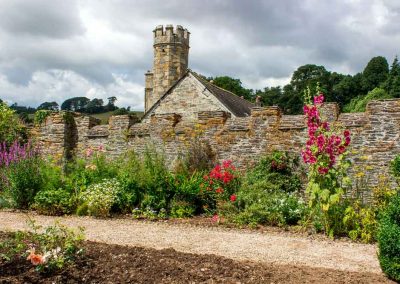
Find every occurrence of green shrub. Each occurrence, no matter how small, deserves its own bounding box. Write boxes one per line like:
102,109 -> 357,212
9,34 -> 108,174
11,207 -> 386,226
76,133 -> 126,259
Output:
343,88 -> 391,113
1,153 -> 64,209
391,155 -> 400,185
0,102 -> 26,145
3,157 -> 45,209
64,149 -> 118,191
378,194 -> 400,281
122,148 -> 174,212
78,178 -> 121,217
34,110 -> 53,126
170,200 -> 195,218
230,152 -> 305,227
235,190 -> 305,226
33,189 -> 72,215
173,171 -> 214,214
0,220 -> 84,273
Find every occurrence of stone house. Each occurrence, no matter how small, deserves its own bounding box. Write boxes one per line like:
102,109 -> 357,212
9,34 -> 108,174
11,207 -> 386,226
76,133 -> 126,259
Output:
143,25 -> 254,120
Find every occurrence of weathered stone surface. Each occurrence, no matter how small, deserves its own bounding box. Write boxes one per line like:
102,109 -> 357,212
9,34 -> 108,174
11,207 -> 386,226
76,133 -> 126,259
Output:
145,25 -> 190,112
33,99 -> 400,196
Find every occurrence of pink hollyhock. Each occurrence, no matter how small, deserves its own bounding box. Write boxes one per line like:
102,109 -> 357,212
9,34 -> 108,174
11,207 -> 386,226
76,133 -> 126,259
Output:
313,94 -> 324,105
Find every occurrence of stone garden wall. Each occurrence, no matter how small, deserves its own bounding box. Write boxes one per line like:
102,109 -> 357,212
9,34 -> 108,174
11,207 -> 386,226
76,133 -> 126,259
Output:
32,99 -> 400,195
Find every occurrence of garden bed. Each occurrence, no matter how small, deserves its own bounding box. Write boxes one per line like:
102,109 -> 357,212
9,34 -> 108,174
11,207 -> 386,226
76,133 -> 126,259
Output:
0,232 -> 393,284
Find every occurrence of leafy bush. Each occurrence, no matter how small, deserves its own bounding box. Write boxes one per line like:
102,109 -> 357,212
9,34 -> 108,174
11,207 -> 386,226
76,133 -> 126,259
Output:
78,178 -> 121,217
235,190 -> 306,227
391,155 -> 400,185
227,152 -> 305,227
118,149 -> 173,213
170,200 -> 196,218
244,152 -> 302,193
378,194 -> 400,281
33,189 -> 72,215
343,201 -> 377,243
34,110 -> 53,126
343,88 -> 391,113
0,220 -> 84,273
203,160 -> 240,202
64,147 -> 118,191
0,102 -> 26,145
171,171 -> 211,216
342,173 -> 397,243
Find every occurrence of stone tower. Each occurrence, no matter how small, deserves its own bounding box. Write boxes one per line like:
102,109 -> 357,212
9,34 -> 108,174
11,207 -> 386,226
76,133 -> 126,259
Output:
144,25 -> 190,112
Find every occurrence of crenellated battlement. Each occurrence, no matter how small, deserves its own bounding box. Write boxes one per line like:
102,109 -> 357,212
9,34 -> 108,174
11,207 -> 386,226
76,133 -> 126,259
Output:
153,25 -> 190,47
32,98 -> 400,196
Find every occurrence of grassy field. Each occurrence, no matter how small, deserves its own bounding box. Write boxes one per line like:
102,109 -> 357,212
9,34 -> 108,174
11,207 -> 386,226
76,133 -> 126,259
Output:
90,111 -> 144,124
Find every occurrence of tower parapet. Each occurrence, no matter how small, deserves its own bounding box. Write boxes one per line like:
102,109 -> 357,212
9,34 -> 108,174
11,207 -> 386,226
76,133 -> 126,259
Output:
144,25 -> 190,113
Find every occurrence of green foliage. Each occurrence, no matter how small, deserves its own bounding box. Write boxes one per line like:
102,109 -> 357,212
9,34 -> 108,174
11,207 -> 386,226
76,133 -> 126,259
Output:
391,154 -> 400,185
343,201 -> 377,243
0,102 -> 26,144
244,152 -> 302,193
64,149 -> 118,193
343,88 -> 392,113
173,171 -> 213,214
229,152 -> 305,227
37,101 -> 59,111
209,76 -> 254,101
2,157 -> 49,209
33,189 -> 72,215
0,220 -> 84,273
170,200 -> 196,218
378,194 -> 400,281
234,190 -> 306,227
34,110 -> 53,126
61,97 -> 90,112
361,56 -> 389,93
78,178 -> 122,217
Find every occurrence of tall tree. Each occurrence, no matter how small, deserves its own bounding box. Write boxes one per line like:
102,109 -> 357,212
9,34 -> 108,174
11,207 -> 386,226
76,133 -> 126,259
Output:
61,97 -> 90,112
361,56 -> 389,93
37,101 -> 59,111
210,76 -> 254,101
85,98 -> 104,114
106,96 -> 118,111
384,56 -> 400,98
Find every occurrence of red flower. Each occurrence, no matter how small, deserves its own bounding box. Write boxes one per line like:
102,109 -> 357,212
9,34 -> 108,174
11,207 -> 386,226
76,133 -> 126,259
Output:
344,130 -> 351,137
318,167 -> 329,175
313,94 -> 324,105
230,194 -> 237,202
211,214 -> 219,223
216,187 -> 224,194
344,136 -> 351,146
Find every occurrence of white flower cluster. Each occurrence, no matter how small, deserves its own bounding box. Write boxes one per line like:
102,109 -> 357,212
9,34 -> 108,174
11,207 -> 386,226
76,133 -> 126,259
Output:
80,178 -> 121,217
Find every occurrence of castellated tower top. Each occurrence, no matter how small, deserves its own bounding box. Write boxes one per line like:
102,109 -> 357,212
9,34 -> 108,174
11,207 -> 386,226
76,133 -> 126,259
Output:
144,25 -> 190,113
153,25 -> 190,47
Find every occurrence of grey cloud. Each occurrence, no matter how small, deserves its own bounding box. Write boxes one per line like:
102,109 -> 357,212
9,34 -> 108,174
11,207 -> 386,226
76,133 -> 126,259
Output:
0,0 -> 399,109
0,0 -> 85,38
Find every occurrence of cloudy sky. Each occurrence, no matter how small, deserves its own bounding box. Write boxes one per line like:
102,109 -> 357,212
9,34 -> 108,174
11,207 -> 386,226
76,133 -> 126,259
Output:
0,0 -> 399,110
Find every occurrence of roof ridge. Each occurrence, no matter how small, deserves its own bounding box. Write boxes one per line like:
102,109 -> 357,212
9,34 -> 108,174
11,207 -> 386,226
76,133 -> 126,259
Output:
190,71 -> 254,106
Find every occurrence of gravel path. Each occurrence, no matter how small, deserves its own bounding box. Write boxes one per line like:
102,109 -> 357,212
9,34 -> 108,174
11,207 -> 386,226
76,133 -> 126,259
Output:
0,211 -> 382,275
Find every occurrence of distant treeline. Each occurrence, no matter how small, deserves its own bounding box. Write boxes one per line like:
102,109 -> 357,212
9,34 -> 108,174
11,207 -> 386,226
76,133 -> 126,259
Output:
0,96 -> 133,124
208,55 -> 400,114
2,55 -> 400,118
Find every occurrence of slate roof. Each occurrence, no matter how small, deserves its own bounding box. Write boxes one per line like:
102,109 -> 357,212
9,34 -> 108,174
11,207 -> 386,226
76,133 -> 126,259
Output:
191,72 -> 255,117
143,70 -> 255,119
